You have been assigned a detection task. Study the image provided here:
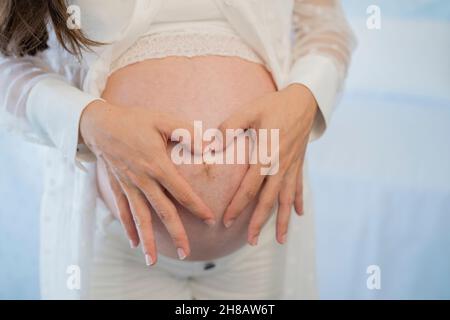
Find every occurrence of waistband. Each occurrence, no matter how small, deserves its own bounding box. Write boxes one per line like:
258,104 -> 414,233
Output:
110,30 -> 264,75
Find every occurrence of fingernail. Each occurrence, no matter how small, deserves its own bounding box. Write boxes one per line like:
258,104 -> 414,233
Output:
177,248 -> 187,260
145,254 -> 154,266
204,219 -> 216,227
280,233 -> 287,244
249,234 -> 259,246
224,219 -> 235,228
129,240 -> 137,248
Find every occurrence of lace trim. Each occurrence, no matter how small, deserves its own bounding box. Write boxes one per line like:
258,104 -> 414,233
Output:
110,31 -> 264,74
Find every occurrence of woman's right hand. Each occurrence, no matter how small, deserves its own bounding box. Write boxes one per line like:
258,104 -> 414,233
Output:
79,100 -> 215,265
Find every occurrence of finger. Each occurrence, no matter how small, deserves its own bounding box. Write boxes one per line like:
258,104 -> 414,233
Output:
222,156 -> 265,228
218,109 -> 255,150
248,175 -> 284,246
116,178 -> 157,266
162,116 -> 205,155
134,177 -> 190,260
152,156 -> 216,225
103,160 -> 140,248
294,159 -> 304,216
276,160 -> 299,244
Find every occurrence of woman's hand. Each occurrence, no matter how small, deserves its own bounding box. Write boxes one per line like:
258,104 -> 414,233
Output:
218,84 -> 318,245
80,100 -> 215,265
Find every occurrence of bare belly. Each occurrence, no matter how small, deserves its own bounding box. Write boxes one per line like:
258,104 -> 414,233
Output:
98,56 -> 276,260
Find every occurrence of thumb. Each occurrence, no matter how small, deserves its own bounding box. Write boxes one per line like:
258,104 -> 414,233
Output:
162,118 -> 205,155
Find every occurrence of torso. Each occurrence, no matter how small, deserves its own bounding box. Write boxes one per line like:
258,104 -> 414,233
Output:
98,56 -> 276,260
96,1 -> 276,261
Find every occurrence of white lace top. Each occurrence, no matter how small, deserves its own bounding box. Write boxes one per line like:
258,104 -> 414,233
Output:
111,0 -> 263,73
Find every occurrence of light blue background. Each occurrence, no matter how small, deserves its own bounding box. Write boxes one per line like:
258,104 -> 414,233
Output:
1,0 -> 449,299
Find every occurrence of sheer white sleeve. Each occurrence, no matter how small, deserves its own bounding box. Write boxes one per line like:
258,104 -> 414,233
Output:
288,0 -> 357,140
0,44 -> 99,163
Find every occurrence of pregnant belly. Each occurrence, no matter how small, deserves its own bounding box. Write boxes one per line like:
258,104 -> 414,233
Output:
98,56 -> 276,260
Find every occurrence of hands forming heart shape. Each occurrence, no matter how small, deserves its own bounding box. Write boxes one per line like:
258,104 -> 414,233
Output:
80,83 -> 317,265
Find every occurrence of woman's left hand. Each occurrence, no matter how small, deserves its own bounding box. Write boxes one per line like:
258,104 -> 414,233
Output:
218,84 -> 318,245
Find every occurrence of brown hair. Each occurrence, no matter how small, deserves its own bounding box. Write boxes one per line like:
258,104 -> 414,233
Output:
0,0 -> 101,58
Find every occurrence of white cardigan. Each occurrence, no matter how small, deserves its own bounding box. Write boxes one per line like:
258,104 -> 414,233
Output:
0,0 -> 356,299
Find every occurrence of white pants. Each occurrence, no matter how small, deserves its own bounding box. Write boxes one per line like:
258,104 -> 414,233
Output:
89,202 -> 287,299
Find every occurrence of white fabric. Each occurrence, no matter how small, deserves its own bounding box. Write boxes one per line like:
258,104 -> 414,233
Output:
111,29 -> 264,74
111,0 -> 263,73
153,0 -> 224,23
0,0 -> 356,299
27,77 -> 99,163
